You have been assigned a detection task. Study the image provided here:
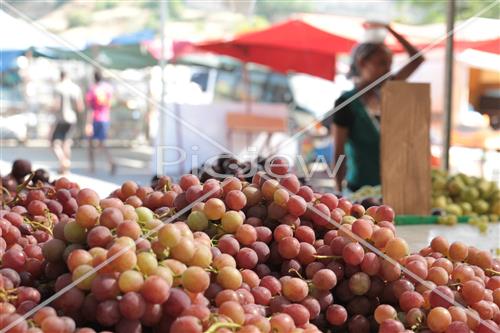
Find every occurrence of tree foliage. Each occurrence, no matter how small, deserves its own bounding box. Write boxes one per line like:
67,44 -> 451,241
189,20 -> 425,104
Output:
397,0 -> 499,24
141,0 -> 184,20
255,0 -> 313,20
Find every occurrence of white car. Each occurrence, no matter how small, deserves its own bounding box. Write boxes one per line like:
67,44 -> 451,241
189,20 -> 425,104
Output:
0,101 -> 32,143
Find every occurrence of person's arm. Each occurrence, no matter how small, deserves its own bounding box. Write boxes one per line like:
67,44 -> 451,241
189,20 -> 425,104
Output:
332,124 -> 348,192
85,110 -> 93,137
76,98 -> 84,113
84,90 -> 93,136
387,25 -> 425,80
74,87 -> 84,113
52,87 -> 61,113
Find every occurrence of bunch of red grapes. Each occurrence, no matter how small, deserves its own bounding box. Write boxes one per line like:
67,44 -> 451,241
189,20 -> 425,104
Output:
0,158 -> 499,333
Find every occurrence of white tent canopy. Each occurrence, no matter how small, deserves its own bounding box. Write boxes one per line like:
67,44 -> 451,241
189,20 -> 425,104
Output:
0,10 -> 66,51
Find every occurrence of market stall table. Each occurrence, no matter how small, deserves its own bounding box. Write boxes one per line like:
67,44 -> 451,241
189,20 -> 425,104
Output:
396,223 -> 500,253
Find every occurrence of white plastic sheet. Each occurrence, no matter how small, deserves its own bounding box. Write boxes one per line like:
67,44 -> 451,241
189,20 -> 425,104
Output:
396,223 -> 500,253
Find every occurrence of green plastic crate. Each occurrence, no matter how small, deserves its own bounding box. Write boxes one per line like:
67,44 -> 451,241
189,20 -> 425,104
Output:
395,215 -> 470,225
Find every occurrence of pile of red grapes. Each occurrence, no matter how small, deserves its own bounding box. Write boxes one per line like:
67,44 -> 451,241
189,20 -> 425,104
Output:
0,158 -> 499,333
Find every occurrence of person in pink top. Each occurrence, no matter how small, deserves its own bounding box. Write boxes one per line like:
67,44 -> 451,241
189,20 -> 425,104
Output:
86,70 -> 115,174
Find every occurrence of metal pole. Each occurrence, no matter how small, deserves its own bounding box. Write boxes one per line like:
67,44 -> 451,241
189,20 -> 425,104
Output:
243,0 -> 256,148
244,0 -> 257,115
443,0 -> 455,171
159,1 -> 167,150
248,0 -> 257,17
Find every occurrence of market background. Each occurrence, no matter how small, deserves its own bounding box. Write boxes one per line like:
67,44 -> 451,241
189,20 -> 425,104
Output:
1,2 -> 500,333
1,0 -> 500,250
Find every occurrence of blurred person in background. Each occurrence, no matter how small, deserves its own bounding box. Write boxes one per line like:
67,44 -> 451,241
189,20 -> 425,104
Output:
51,70 -> 84,174
328,23 -> 425,192
86,70 -> 115,174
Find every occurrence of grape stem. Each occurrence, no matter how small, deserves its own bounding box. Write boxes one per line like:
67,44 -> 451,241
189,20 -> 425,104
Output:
210,222 -> 225,232
288,268 -> 305,280
204,322 -> 241,333
205,266 -> 218,274
157,209 -> 174,220
23,217 -> 53,236
208,222 -> 227,240
8,172 -> 35,205
163,179 -> 172,192
410,316 -> 423,331
25,183 -> 55,197
314,254 -> 342,260
44,210 -> 55,233
0,288 -> 18,302
485,268 -> 500,276
26,319 -> 36,328
1,185 -> 10,198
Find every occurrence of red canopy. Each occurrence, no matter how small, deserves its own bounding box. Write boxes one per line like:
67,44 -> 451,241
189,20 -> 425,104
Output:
195,19 -> 357,80
457,37 -> 500,54
193,17 -> 499,80
145,39 -> 195,60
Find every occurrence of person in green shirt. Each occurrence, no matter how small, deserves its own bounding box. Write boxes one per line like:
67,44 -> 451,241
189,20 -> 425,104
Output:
330,23 -> 425,191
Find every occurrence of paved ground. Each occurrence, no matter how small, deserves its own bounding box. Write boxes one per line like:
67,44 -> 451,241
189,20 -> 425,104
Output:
396,223 -> 499,253
2,145 -> 499,252
1,145 -> 154,196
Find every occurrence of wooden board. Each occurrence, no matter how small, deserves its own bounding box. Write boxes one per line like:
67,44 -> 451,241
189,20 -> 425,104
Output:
226,113 -> 287,133
381,82 -> 431,215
